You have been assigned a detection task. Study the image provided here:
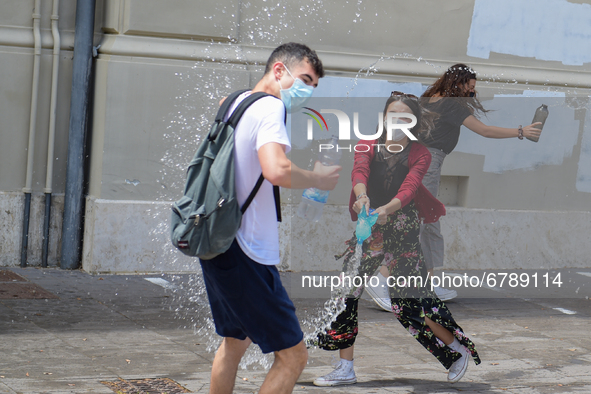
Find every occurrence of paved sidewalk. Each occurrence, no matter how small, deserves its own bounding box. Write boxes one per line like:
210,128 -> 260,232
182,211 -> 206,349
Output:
0,267 -> 590,393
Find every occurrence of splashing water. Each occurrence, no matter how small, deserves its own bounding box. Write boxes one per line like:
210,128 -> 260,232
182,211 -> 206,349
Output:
152,40 -> 390,370
302,208 -> 376,345
150,58 -> 290,371
167,272 -> 273,370
148,0 -> 582,372
302,242 -> 364,347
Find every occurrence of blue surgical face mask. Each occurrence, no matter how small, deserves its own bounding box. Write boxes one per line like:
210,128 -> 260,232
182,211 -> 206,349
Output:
278,66 -> 314,112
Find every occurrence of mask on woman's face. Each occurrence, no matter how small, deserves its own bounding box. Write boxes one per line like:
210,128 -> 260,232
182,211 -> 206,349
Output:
278,66 -> 314,112
383,117 -> 411,142
469,91 -> 475,98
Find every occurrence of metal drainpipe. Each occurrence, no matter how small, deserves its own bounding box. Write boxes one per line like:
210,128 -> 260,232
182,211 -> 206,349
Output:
42,0 -> 61,268
21,0 -> 42,268
60,0 -> 96,270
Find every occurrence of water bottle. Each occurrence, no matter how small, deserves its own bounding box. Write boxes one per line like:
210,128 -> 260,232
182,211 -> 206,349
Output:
297,135 -> 341,221
527,104 -> 549,142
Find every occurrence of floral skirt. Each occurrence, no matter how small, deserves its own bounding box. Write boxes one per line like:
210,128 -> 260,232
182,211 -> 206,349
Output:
317,202 -> 481,369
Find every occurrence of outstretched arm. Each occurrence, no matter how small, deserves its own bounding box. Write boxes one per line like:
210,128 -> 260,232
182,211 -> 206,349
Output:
258,142 -> 341,190
463,115 -> 542,140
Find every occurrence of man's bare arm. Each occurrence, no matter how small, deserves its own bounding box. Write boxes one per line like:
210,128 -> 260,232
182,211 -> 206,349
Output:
258,142 -> 341,190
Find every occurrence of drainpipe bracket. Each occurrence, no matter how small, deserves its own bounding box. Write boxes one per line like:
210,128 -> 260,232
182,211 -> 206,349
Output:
92,45 -> 101,58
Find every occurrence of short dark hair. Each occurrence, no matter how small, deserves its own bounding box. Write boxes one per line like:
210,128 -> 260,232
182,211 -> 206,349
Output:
264,42 -> 324,78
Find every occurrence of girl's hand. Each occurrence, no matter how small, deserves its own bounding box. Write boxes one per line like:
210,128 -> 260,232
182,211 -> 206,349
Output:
353,196 -> 370,215
373,206 -> 389,225
523,122 -> 542,140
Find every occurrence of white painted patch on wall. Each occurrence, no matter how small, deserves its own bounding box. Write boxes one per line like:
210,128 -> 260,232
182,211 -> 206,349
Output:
288,76 -> 425,148
468,0 -> 591,66
291,77 -> 591,194
454,93 -> 582,174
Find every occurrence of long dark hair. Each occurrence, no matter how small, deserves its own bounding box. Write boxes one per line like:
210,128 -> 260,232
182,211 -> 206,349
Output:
377,92 -> 436,145
422,63 -> 488,115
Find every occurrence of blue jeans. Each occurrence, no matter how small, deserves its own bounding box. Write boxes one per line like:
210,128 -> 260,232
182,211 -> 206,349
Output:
419,147 -> 446,270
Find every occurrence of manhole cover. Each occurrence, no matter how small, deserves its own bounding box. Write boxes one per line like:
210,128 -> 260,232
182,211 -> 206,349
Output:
0,270 -> 28,282
102,377 -> 191,393
0,270 -> 58,299
0,283 -> 58,299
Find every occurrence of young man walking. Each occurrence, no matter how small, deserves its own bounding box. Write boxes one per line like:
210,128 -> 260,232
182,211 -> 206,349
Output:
200,42 -> 341,394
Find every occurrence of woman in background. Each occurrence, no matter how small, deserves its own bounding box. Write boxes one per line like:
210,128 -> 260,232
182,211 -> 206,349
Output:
368,64 -> 542,305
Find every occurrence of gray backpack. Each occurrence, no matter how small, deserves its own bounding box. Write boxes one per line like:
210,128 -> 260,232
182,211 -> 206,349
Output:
171,90 -> 282,260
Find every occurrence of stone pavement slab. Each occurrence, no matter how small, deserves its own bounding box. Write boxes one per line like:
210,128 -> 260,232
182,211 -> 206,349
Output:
0,267 -> 590,393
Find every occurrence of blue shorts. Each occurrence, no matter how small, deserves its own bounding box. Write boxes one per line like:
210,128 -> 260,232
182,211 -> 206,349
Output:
200,240 -> 303,354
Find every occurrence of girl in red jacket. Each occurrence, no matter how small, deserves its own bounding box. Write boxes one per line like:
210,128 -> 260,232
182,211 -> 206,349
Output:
313,92 -> 480,386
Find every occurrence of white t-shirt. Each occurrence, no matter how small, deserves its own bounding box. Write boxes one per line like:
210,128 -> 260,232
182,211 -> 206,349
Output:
225,91 -> 290,265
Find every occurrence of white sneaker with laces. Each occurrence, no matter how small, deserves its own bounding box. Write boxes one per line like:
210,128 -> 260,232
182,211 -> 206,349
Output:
313,360 -> 357,386
448,345 -> 470,383
365,273 -> 391,312
434,285 -> 458,301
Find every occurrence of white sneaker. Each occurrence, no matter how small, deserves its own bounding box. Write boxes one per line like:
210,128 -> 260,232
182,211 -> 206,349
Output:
365,273 -> 391,312
313,360 -> 357,386
448,346 -> 470,383
434,286 -> 457,301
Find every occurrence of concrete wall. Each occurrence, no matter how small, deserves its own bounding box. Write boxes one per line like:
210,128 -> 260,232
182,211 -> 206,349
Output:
1,0 -> 591,272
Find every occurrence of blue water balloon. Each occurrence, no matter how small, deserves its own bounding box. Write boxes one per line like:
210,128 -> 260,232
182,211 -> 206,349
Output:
355,208 -> 378,243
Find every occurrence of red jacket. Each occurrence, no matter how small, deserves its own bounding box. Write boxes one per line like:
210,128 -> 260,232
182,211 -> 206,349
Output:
349,140 -> 446,223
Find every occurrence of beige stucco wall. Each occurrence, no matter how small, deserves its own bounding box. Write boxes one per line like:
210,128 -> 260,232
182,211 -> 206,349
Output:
0,0 -> 103,266
0,0 -> 75,194
1,0 -> 590,270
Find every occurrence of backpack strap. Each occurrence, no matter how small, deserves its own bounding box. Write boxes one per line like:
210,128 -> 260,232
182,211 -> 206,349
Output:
215,89 -> 249,123
241,173 -> 265,214
273,183 -> 282,222
226,92 -> 270,128
240,173 -> 282,222
209,89 -> 250,142
272,108 -> 287,222
224,91 -> 284,222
